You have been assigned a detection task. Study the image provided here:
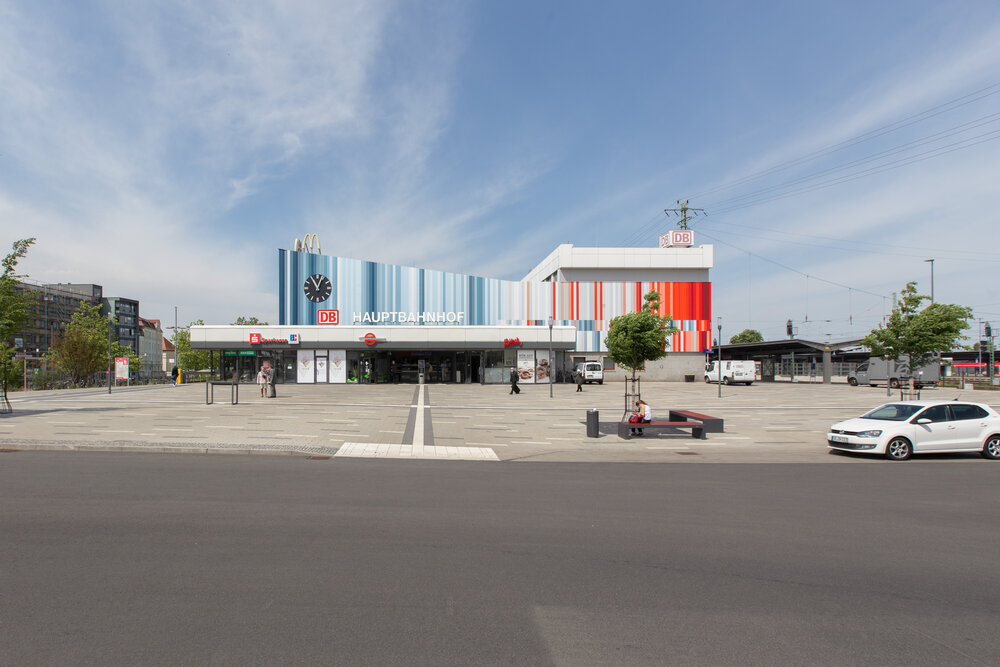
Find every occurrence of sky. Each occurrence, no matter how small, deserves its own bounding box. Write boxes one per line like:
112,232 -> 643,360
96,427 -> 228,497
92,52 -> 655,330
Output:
2,0 -> 1000,344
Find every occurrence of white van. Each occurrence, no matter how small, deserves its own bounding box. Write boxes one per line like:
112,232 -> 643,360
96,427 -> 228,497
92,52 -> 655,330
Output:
705,360 -> 755,385
575,361 -> 604,384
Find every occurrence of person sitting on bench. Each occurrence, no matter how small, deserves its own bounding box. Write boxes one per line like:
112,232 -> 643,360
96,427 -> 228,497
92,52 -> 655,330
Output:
632,399 -> 652,436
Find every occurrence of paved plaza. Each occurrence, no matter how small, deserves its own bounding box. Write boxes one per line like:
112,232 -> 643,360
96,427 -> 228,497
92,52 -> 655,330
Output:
1,380 -> 997,463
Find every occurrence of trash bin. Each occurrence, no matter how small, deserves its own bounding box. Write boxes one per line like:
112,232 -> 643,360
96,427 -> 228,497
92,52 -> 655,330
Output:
586,409 -> 599,438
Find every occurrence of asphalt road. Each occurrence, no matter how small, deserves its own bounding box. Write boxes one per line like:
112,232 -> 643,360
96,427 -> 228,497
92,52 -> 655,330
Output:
2,452 -> 998,665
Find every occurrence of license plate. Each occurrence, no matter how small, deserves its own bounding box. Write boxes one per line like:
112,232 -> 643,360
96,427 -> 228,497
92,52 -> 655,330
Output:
830,435 -> 848,443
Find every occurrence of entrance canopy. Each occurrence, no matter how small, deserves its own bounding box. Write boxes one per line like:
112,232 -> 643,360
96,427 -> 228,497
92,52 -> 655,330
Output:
190,324 -> 578,352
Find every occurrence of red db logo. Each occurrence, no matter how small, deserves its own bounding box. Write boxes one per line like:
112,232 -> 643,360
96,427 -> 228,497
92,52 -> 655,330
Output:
318,309 -> 339,325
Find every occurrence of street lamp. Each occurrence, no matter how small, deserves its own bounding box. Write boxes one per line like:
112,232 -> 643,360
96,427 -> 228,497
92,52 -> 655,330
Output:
548,317 -> 554,399
108,311 -> 114,394
717,317 -> 722,398
924,259 -> 934,303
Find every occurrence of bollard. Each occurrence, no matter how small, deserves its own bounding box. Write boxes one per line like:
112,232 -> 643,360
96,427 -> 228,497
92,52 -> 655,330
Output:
586,409 -> 599,438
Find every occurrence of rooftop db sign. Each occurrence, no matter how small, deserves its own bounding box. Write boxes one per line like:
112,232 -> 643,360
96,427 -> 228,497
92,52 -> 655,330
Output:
659,230 -> 694,248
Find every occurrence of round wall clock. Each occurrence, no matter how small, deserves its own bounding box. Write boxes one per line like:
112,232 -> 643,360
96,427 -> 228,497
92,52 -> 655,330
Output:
303,273 -> 332,302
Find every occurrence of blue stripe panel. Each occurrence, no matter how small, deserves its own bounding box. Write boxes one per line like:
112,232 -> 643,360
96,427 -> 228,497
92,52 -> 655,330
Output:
277,249 -> 710,352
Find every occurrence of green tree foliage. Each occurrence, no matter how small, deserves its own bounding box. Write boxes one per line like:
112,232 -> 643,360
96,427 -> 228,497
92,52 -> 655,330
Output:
861,281 -> 972,369
231,316 -> 268,326
0,238 -> 37,398
174,319 -> 211,370
730,329 -> 764,344
47,302 -> 139,385
604,290 -> 679,381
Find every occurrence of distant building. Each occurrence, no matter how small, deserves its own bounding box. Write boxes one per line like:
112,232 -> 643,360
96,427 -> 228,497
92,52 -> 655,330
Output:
162,336 -> 176,373
102,297 -> 140,355
14,281 -> 103,356
138,318 -> 164,378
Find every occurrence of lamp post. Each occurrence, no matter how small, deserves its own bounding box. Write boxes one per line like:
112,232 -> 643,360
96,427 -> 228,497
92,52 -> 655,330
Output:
108,311 -> 113,394
717,317 -> 722,398
548,317 -> 554,398
924,259 -> 934,303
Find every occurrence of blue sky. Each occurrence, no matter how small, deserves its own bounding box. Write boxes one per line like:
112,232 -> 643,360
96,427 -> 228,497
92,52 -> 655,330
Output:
3,0 -> 999,343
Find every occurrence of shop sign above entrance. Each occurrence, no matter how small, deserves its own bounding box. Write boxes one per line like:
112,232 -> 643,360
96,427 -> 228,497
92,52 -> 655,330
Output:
362,332 -> 385,346
503,337 -> 522,348
249,333 -> 300,345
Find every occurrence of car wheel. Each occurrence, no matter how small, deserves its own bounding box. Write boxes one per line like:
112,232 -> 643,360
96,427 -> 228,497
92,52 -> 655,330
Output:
723,377 -> 731,385
848,377 -> 858,386
889,378 -> 900,389
746,382 -> 753,386
704,376 -> 710,383
598,380 -> 603,385
885,437 -> 912,461
982,435 -> 1000,460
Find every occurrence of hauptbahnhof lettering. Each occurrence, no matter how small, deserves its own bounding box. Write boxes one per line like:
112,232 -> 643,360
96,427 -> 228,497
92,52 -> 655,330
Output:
191,234 -> 714,384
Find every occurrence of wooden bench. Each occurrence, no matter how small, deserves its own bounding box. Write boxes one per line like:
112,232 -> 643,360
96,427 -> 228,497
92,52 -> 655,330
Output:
617,409 -> 724,440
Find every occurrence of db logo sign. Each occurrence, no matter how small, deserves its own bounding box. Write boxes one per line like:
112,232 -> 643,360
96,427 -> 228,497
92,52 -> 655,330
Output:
249,333 -> 261,344
318,309 -> 339,325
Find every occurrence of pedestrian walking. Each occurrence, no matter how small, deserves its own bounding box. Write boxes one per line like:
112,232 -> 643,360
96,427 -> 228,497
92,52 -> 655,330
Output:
509,367 -> 520,394
575,369 -> 584,392
170,366 -> 178,386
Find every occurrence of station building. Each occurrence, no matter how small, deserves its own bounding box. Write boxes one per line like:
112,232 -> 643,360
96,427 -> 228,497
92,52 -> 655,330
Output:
191,232 -> 714,384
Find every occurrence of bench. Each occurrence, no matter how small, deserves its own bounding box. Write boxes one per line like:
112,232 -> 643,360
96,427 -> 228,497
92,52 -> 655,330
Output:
616,409 -> 723,440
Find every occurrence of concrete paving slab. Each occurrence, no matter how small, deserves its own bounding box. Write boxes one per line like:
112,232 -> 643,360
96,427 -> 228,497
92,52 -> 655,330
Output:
0,381 -> 996,463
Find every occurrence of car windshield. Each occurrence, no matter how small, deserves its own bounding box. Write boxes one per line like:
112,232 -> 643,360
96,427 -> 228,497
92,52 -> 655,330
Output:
861,404 -> 924,421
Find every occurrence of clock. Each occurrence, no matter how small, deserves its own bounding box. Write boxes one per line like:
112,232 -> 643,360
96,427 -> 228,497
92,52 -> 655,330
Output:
303,273 -> 332,303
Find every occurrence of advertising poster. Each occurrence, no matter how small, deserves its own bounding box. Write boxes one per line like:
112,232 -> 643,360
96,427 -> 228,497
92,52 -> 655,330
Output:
114,357 -> 129,380
297,350 -> 314,384
328,349 -> 347,384
516,350 -> 536,384
534,350 -> 551,384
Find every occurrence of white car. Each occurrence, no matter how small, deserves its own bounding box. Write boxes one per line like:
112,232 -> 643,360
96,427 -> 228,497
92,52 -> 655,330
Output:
827,400 -> 1000,461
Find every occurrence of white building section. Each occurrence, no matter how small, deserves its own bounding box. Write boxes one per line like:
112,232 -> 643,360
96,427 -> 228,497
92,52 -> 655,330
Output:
522,243 -> 713,283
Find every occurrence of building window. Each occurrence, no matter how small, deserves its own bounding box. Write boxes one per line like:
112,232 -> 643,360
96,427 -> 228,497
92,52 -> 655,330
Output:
602,357 -> 615,371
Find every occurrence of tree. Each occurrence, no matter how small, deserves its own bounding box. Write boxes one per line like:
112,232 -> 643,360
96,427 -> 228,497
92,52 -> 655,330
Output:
48,302 -> 140,386
861,281 -> 972,371
730,329 -> 764,344
231,316 -> 268,326
174,319 -> 211,370
0,238 -> 37,404
604,290 -> 679,382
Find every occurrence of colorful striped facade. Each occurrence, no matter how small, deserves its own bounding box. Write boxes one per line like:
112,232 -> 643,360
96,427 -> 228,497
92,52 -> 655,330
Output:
279,249 -> 712,353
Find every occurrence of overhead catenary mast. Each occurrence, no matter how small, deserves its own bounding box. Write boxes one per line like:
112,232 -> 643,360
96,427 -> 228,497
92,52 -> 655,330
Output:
664,200 -> 706,230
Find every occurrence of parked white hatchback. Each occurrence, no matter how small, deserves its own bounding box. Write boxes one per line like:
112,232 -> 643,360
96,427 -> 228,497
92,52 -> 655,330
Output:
827,400 -> 1000,461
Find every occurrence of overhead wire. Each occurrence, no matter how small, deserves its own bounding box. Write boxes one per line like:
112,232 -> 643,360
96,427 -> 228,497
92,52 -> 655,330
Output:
685,80 -> 1000,201
710,111 -> 1000,208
